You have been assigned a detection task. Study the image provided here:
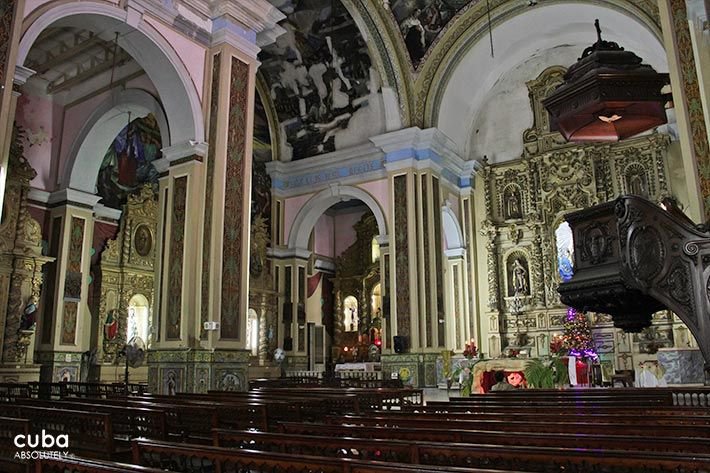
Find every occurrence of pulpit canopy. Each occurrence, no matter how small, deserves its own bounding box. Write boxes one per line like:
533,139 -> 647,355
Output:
543,20 -> 669,142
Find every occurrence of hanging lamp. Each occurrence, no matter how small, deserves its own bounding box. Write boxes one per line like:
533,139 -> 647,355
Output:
542,20 -> 669,142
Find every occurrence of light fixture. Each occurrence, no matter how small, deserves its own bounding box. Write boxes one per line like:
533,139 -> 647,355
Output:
543,20 -> 669,142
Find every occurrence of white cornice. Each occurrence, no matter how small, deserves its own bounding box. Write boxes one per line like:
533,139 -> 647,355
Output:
162,140 -> 208,160
27,188 -> 50,204
269,246 -> 312,260
208,0 -> 285,48
48,188 -> 103,208
14,66 -> 36,85
94,203 -> 123,221
210,28 -> 262,58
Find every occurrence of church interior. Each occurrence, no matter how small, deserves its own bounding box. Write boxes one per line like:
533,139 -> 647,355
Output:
0,0 -> 709,392
0,0 -> 710,471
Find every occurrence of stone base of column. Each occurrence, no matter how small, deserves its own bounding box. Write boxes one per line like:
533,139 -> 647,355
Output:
35,351 -> 83,382
381,352 -> 439,388
147,349 -> 250,394
283,354 -> 308,373
93,363 -> 149,385
0,364 -> 40,383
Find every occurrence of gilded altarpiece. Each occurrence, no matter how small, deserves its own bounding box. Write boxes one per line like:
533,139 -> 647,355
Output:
481,66 -> 684,371
96,186 -> 156,365
332,214 -> 380,358
0,125 -> 52,381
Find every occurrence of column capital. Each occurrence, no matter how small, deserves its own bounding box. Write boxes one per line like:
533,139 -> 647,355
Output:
48,188 -> 102,209
154,140 -> 208,172
14,65 -> 35,86
270,247 -> 312,261
207,0 -> 285,53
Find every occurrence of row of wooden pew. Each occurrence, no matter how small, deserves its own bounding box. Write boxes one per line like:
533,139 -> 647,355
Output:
1,381 -> 709,473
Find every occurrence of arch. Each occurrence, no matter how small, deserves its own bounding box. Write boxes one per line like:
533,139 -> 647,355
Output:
127,293 -> 151,344
18,3 -> 204,149
441,204 -> 465,251
426,2 -> 667,156
62,89 -> 169,193
288,185 -> 388,250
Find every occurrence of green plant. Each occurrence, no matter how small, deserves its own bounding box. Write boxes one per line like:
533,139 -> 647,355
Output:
524,357 -> 569,389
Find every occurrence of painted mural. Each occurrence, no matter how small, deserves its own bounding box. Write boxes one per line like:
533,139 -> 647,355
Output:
252,92 -> 272,229
97,114 -> 161,209
260,0 -> 379,160
390,0 -> 470,65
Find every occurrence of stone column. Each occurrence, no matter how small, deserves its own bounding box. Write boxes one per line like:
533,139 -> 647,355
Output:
147,1 -> 285,394
0,0 -> 25,222
658,0 -> 710,221
270,248 -> 309,370
35,190 -> 99,382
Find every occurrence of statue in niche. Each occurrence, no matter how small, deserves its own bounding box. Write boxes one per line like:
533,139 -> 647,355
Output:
510,258 -> 529,296
627,172 -> 647,197
504,187 -> 523,219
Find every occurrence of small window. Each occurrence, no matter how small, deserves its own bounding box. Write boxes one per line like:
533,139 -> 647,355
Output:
556,221 -> 574,282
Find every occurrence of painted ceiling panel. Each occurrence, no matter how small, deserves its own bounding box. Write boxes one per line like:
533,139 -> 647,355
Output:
261,0 -> 382,161
390,0 -> 472,66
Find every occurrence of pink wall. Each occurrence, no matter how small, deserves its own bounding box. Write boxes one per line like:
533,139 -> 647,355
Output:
447,192 -> 460,219
359,179 -> 389,223
334,209 -> 366,257
51,76 -> 160,192
313,213 -> 334,257
283,193 -> 314,246
144,16 -> 205,101
16,94 -> 63,190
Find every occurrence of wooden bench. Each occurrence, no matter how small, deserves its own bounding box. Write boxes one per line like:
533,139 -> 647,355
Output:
34,457 -> 170,473
0,405 -> 117,460
11,399 -> 167,441
327,413 -> 710,437
211,427 -> 710,471
131,438 -> 533,473
277,421 -> 710,454
0,416 -> 30,473
369,408 -> 710,426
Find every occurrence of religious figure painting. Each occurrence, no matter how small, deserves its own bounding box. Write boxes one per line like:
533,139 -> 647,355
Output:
389,0 -> 469,65
97,114 -> 161,209
259,0 -> 381,160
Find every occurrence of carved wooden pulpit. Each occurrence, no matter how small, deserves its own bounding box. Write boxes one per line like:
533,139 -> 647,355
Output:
558,195 -> 710,385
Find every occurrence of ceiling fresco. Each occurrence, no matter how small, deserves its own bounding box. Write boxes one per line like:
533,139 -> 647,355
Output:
390,0 -> 471,66
261,0 -> 379,161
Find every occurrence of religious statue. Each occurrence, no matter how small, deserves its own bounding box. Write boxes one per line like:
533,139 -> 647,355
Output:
505,187 -> 522,219
512,258 -> 529,295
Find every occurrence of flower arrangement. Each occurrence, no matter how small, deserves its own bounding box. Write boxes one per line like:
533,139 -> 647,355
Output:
549,334 -> 565,356
451,339 -> 480,396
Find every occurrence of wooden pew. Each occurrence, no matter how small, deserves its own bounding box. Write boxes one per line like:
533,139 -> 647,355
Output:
0,405 -> 117,460
367,409 -> 710,426
133,434 -> 710,473
34,457 -> 170,473
131,438 -> 533,473
327,413 -> 710,437
421,401 -> 708,415
63,396 -> 268,439
0,416 -> 30,473
10,399 -> 167,441
277,421 -> 710,454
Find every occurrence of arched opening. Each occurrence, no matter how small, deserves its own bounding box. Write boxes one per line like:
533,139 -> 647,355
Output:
288,185 -> 388,251
431,3 -> 666,158
127,294 -> 150,346
247,309 -> 259,357
343,296 -> 359,333
18,6 -> 203,151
